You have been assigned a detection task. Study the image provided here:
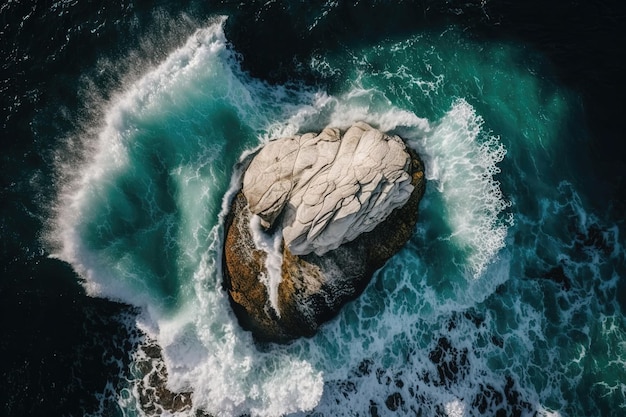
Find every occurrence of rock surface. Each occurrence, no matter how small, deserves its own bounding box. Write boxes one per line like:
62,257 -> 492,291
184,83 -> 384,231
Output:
243,121 -> 414,256
222,123 -> 425,343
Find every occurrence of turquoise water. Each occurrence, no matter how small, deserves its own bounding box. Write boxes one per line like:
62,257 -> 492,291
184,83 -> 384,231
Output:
50,19 -> 625,416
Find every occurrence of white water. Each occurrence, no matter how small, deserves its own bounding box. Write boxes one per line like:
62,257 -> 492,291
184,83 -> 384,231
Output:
50,20 -> 521,417
415,99 -> 512,278
250,214 -> 284,316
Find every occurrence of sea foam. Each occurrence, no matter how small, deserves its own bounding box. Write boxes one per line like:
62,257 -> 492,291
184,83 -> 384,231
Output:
416,99 -> 512,278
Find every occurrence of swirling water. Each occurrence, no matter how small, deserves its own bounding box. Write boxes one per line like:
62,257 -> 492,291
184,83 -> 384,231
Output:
3,3 -> 625,417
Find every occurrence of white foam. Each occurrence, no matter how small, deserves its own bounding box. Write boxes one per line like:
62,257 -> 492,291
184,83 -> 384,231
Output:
258,84 -> 432,140
413,99 -> 512,277
445,399 -> 467,417
250,215 -> 284,316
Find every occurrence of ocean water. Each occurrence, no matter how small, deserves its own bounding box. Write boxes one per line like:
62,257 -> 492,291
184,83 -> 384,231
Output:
2,2 -> 625,417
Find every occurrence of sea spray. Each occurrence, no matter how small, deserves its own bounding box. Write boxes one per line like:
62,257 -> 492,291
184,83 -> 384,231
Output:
417,99 -> 512,278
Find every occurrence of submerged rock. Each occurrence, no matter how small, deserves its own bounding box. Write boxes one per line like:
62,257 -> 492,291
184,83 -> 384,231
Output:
222,122 -> 425,342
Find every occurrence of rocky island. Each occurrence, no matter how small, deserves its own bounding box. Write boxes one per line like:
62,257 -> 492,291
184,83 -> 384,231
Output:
222,122 -> 425,343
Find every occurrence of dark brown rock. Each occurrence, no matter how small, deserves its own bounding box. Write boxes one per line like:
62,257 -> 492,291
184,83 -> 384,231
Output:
136,341 -> 193,415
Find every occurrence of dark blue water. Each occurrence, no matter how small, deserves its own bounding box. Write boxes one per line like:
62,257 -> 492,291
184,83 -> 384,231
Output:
2,1 -> 625,416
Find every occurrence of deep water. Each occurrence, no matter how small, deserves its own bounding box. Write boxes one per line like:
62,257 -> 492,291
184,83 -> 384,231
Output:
2,1 -> 626,417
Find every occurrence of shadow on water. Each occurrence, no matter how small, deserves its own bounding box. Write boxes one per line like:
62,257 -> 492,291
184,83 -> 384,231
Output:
0,256 -> 138,417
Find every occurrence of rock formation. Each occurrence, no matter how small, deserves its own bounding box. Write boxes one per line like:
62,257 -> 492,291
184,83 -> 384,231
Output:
243,122 -> 415,256
222,122 -> 425,343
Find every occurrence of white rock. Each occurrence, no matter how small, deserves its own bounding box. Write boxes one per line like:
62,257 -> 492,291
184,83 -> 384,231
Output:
242,122 -> 413,256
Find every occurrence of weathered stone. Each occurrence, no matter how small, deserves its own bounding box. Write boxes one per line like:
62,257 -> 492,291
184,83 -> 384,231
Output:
242,122 -> 414,256
222,124 -> 426,343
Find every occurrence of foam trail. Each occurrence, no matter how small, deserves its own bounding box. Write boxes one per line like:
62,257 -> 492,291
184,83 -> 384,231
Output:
250,215 -> 284,316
